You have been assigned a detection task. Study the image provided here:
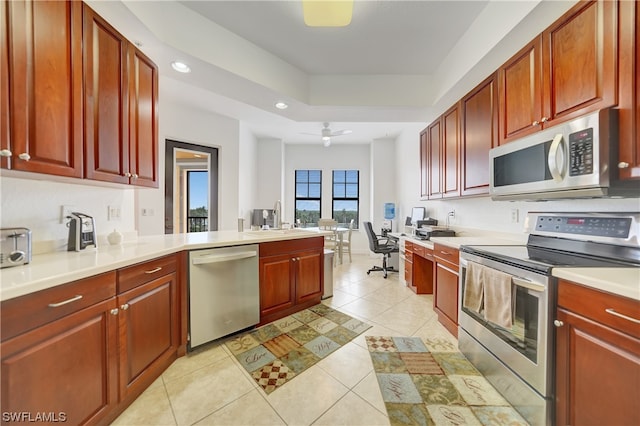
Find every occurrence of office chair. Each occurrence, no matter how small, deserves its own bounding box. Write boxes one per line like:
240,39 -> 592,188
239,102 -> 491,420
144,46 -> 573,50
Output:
363,221 -> 399,278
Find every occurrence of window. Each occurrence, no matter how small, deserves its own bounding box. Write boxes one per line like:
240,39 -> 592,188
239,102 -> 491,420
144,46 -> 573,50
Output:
295,170 -> 321,227
332,170 -> 359,228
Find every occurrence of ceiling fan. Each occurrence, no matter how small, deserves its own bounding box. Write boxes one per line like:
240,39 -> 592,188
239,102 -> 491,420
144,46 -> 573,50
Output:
303,122 -> 352,147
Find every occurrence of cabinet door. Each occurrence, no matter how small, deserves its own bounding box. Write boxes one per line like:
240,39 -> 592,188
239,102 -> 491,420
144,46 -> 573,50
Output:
117,272 -> 178,401
461,73 -> 497,196
4,0 -> 83,176
555,307 -> 640,426
1,0 -> 9,169
259,254 -> 295,318
1,298 -> 118,425
442,104 -> 460,198
83,4 -> 130,184
617,0 -> 640,181
427,119 -> 442,199
128,47 -> 159,188
419,129 -> 429,199
294,249 -> 322,304
542,0 -> 617,126
498,36 -> 544,144
434,263 -> 458,337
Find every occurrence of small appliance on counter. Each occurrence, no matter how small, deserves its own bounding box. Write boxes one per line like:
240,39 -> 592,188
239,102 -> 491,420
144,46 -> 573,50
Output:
0,227 -> 32,268
67,212 -> 97,251
415,225 -> 455,240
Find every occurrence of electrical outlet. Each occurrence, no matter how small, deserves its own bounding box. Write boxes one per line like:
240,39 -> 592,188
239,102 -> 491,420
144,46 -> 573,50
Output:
60,205 -> 75,224
511,208 -> 519,223
108,205 -> 121,221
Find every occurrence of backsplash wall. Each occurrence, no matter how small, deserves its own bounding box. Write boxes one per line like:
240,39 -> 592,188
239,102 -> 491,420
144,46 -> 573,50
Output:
0,175 -> 135,252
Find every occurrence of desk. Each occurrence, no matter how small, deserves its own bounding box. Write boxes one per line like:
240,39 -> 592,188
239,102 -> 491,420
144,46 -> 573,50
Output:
303,227 -> 349,264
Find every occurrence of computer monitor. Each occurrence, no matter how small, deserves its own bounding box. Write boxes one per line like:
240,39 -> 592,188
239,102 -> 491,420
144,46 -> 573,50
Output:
411,207 -> 425,225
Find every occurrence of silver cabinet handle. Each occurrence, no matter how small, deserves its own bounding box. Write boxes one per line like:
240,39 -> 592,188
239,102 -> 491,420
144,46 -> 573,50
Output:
132,173 -> 138,179
605,308 -> 640,324
48,294 -> 83,308
618,162 -> 630,169
18,152 -> 30,161
145,266 -> 162,274
110,308 -> 119,315
120,303 -> 129,310
540,116 -> 548,123
124,172 -> 132,177
554,320 -> 564,327
532,120 -> 540,126
0,149 -> 11,157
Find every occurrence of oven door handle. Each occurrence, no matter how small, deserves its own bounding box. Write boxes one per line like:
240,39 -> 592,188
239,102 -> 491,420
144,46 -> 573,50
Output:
512,277 -> 545,293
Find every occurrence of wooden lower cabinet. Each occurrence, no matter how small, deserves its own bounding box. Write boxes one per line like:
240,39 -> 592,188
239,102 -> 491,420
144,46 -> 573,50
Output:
1,297 -> 119,425
433,244 -> 460,337
259,237 -> 324,324
555,279 -> 640,426
116,268 -> 178,402
405,241 -> 434,295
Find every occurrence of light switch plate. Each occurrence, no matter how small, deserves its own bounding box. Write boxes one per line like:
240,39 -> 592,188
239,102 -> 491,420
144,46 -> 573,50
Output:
60,205 -> 75,224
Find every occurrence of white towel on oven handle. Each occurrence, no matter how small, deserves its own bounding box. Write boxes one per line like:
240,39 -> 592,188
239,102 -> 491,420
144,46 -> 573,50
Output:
482,265 -> 513,329
463,261 -> 484,313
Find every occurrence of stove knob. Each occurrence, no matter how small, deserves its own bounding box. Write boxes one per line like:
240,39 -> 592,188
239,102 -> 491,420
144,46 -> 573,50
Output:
553,320 -> 564,327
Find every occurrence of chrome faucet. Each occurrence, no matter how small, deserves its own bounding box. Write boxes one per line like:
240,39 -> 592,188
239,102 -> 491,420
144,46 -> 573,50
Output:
274,200 -> 282,229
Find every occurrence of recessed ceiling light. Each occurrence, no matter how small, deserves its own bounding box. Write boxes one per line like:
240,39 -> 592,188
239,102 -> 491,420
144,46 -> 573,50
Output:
171,61 -> 191,73
275,102 -> 288,110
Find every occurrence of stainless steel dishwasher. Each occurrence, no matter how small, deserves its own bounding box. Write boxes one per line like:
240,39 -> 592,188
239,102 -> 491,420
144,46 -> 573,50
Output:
188,244 -> 259,349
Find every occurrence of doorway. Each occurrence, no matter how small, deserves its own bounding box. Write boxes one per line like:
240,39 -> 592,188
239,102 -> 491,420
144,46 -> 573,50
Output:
164,140 -> 219,234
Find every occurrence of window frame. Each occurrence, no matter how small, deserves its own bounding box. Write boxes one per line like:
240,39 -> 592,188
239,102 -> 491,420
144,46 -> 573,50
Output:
332,169 -> 359,229
294,169 -> 322,227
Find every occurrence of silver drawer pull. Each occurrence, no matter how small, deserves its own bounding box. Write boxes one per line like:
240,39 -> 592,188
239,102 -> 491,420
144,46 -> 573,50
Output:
440,251 -> 451,256
48,294 -> 83,308
605,308 -> 640,324
145,267 -> 162,274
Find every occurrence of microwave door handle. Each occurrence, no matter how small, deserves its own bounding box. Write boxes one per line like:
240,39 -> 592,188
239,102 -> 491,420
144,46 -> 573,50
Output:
548,133 -> 566,182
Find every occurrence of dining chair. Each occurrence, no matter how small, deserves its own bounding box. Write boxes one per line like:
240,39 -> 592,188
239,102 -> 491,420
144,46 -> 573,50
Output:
336,219 -> 354,263
318,218 -> 338,261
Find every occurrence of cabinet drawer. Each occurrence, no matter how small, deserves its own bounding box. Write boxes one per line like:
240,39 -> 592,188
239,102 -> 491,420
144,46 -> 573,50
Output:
434,243 -> 459,267
1,271 -> 116,341
405,241 -> 414,252
558,280 -> 640,339
118,254 -> 177,293
404,250 -> 413,263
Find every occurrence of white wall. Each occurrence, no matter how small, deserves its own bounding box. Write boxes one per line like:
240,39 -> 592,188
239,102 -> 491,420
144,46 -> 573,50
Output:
256,139 -> 284,211
238,124 -> 258,230
284,143 -> 372,253
370,138 -> 397,232
0,175 -> 135,252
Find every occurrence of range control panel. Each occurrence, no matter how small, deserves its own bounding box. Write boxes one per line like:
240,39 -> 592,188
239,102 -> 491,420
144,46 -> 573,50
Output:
535,215 -> 632,238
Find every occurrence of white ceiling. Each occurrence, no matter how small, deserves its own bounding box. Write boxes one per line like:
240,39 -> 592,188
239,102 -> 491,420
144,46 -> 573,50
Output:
86,0 -> 576,146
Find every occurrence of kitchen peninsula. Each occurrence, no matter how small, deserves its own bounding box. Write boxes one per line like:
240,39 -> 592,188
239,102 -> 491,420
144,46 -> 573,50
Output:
0,229 -> 329,425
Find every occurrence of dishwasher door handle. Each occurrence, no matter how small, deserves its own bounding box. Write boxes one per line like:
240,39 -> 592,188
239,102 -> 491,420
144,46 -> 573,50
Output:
192,251 -> 257,265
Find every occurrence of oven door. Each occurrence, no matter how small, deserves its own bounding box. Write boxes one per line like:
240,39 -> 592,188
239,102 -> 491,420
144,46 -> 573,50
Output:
458,252 -> 553,397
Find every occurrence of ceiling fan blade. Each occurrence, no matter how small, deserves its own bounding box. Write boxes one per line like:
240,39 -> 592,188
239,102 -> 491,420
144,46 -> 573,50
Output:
330,129 -> 352,137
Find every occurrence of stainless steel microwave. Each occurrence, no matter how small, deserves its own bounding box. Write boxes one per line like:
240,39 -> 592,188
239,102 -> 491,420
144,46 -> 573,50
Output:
490,108 -> 638,200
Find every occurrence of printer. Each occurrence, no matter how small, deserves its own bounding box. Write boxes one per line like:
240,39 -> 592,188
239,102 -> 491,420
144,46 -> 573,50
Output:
415,225 -> 455,240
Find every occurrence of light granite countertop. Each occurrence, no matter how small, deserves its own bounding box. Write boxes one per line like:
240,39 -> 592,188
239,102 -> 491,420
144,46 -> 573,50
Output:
0,229 -> 331,302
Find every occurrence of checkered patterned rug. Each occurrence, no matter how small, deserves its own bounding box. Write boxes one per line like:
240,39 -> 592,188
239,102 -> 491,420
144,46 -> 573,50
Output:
225,305 -> 371,394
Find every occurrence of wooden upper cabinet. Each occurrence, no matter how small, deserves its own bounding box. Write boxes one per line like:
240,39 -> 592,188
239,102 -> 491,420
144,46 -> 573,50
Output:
499,0 -> 617,145
617,0 -> 640,181
442,104 -> 460,198
461,73 -> 498,196
128,48 -> 159,188
419,129 -> 428,199
427,119 -> 442,199
83,5 -> 130,185
3,0 -> 83,176
83,4 -> 159,187
498,36 -> 543,144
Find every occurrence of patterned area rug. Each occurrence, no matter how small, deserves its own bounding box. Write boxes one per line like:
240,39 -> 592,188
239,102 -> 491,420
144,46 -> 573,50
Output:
366,336 -> 529,426
225,304 -> 371,394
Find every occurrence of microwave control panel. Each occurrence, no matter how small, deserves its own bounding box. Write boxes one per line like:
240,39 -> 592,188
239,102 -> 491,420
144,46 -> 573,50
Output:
569,128 -> 594,176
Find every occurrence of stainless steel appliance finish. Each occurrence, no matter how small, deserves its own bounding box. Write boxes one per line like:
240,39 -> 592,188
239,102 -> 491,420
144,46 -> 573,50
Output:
458,212 -> 640,426
322,248 -> 334,299
67,212 -> 97,251
188,244 -> 259,349
0,228 -> 32,268
490,108 -> 639,200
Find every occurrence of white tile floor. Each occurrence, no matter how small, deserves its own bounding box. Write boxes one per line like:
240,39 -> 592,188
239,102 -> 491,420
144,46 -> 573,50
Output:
113,254 -> 459,426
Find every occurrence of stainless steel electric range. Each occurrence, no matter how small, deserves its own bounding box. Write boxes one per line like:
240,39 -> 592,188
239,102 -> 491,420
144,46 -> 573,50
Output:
458,212 -> 640,425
